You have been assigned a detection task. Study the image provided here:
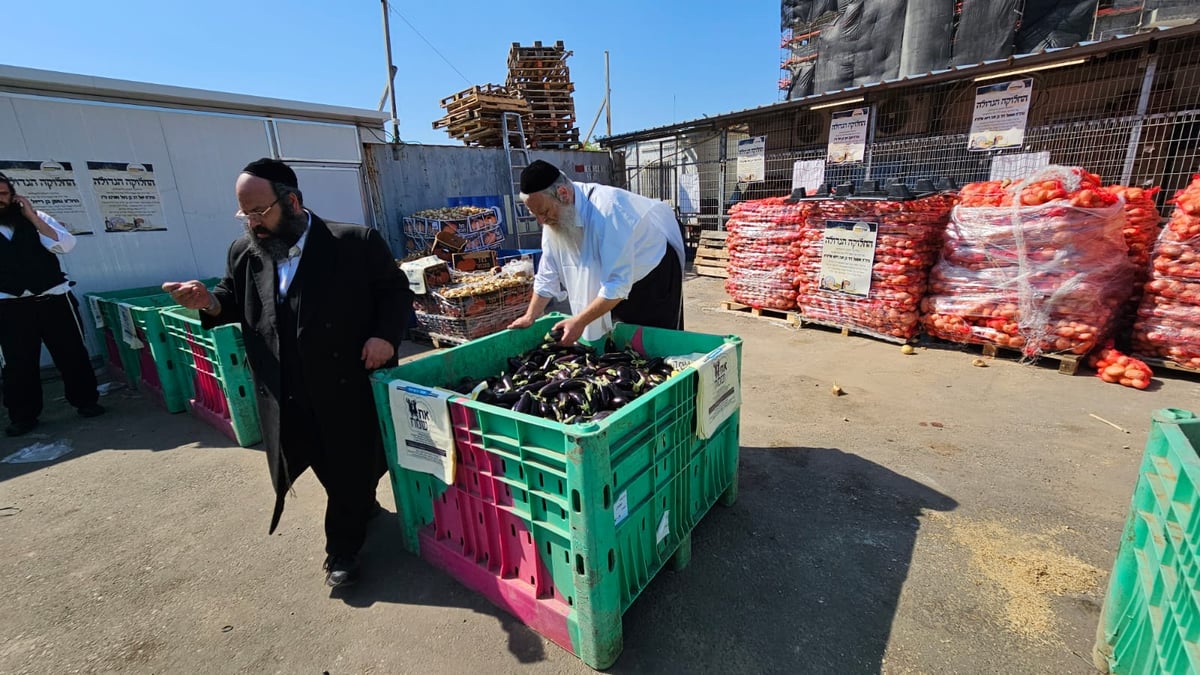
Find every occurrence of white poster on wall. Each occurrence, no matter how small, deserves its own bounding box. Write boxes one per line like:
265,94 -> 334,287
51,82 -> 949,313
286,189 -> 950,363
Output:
827,108 -> 870,164
736,136 -> 766,182
0,160 -> 93,234
969,79 -> 1034,151
791,159 -> 826,195
87,162 -> 168,232
678,171 -> 701,214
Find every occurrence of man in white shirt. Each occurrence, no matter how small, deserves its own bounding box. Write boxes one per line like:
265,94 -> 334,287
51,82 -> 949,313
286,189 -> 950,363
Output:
0,173 -> 104,437
507,160 -> 686,344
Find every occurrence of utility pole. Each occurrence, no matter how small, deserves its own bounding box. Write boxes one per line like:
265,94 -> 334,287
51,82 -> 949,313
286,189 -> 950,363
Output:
605,50 -> 612,137
381,0 -> 401,143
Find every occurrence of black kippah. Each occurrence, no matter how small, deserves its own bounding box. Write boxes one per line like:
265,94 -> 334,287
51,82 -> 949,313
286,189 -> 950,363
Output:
242,158 -> 298,189
520,160 -> 562,194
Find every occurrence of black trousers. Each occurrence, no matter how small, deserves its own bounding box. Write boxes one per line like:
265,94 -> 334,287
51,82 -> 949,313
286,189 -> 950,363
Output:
611,245 -> 685,330
280,384 -> 384,558
0,292 -> 99,424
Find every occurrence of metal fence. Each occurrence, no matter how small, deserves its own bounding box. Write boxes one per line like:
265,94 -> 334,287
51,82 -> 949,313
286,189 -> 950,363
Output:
613,29 -> 1200,256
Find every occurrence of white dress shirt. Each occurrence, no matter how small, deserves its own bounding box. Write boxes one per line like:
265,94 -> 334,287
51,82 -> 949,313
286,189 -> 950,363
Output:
276,210 -> 312,300
533,182 -> 686,340
0,210 -> 77,299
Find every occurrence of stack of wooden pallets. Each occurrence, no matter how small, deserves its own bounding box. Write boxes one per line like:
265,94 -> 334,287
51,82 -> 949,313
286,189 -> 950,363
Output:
694,229 -> 730,278
432,84 -> 531,147
506,41 -> 579,150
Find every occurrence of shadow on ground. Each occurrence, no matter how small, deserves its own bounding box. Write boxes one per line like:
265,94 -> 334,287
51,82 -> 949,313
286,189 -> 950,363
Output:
332,445 -> 957,672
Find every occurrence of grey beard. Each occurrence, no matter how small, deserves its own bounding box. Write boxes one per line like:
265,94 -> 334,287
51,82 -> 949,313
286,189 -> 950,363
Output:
546,206 -> 584,256
248,213 -> 307,262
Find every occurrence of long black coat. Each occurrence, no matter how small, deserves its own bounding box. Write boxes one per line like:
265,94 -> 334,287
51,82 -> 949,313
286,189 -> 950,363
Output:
203,213 -> 410,532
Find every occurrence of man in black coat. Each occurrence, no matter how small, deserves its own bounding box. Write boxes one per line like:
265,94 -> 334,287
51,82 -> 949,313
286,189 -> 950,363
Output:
0,173 -> 105,437
163,159 -> 410,588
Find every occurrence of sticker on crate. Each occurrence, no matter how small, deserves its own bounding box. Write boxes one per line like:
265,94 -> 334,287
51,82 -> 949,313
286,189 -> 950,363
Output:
387,381 -> 456,483
613,490 -> 629,526
695,342 -> 740,439
656,511 -> 670,544
116,303 -> 144,349
87,296 -> 105,328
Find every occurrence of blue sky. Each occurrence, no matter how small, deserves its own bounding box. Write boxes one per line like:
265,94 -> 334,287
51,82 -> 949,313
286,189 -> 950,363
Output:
4,1 -> 782,144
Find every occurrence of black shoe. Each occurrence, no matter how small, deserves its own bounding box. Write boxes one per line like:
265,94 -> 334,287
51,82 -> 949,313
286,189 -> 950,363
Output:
4,419 -> 38,437
323,554 -> 360,588
369,500 -> 387,520
77,404 -> 106,418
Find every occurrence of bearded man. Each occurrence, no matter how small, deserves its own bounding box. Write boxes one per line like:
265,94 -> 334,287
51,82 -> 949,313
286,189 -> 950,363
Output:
507,160 -> 686,344
163,158 -> 410,589
0,173 -> 104,437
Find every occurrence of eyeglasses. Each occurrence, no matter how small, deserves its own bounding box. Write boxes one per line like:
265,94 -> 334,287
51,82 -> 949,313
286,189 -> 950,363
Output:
234,199 -> 279,223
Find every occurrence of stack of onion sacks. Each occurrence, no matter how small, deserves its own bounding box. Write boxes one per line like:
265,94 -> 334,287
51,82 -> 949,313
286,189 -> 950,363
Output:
1131,175 -> 1200,370
724,197 -> 811,310
921,166 -> 1133,357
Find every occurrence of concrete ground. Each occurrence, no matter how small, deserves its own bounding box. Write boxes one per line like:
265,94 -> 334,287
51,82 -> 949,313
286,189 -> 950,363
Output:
2,274 -> 1197,674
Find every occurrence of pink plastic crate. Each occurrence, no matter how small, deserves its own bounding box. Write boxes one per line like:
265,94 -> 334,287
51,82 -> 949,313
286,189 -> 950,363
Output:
415,401 -> 574,653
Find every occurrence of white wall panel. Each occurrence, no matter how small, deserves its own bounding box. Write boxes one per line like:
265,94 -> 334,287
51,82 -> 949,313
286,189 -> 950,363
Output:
274,120 -> 361,163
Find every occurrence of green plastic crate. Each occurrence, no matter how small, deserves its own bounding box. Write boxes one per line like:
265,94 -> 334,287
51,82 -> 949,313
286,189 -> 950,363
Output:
115,293 -> 190,413
370,314 -> 741,669
85,279 -> 220,387
160,307 -> 262,447
1095,408 -> 1200,675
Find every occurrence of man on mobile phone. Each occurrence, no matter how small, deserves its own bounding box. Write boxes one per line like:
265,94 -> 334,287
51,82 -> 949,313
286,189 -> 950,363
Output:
0,173 -> 104,437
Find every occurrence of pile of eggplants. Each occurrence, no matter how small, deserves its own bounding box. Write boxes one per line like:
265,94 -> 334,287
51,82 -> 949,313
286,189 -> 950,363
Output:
450,330 -> 676,424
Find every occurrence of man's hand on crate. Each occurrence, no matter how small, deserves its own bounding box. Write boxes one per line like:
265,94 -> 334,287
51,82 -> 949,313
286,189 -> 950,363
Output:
507,313 -> 535,330
361,337 -> 395,370
163,280 -> 219,314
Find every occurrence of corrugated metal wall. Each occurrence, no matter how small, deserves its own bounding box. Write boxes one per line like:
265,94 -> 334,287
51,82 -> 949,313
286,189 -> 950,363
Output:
364,143 -> 613,252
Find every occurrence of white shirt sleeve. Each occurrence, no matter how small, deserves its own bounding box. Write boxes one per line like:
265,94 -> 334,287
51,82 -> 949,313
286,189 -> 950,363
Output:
35,211 -> 77,254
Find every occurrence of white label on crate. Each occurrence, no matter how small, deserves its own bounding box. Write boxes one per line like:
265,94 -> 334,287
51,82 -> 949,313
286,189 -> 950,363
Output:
614,491 -> 629,526
656,511 -> 670,544
87,296 -> 105,329
387,380 -> 456,484
117,303 -> 144,350
694,342 -> 740,439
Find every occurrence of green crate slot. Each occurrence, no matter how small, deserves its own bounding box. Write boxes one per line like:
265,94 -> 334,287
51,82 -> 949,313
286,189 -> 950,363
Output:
1096,409 -> 1200,675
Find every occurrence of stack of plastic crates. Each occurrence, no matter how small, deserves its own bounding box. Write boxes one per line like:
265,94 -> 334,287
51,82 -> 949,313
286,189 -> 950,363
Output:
160,308 -> 262,447
112,293 -> 190,412
84,279 -> 219,387
85,282 -> 174,386
1094,408 -> 1200,674
370,315 -> 741,668
414,275 -> 533,344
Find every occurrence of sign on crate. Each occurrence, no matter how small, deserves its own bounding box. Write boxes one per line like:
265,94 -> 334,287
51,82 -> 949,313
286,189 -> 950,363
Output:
386,381 -> 456,484
695,342 -> 740,439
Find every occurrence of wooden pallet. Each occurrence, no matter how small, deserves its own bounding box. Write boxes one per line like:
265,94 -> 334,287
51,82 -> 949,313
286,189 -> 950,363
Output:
1138,356 -> 1200,378
410,329 -> 468,350
794,316 -> 913,345
439,84 -> 521,107
694,230 -> 729,277
980,342 -> 1082,375
719,301 -> 798,325
695,264 -> 729,278
923,337 -> 1083,374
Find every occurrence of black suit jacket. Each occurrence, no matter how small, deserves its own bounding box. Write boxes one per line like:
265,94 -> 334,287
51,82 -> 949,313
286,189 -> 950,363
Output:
204,212 -> 410,532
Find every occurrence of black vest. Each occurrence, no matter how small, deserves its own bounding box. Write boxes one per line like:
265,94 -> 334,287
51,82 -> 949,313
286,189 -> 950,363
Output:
0,214 -> 69,296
